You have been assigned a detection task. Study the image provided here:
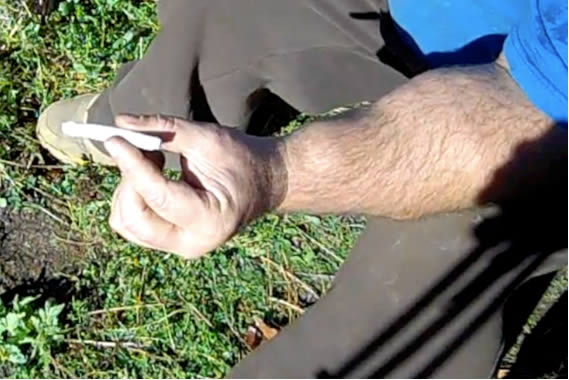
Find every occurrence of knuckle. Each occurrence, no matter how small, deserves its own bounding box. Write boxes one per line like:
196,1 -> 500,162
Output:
145,187 -> 169,210
139,222 -> 175,250
135,226 -> 158,246
117,201 -> 142,235
120,215 -> 141,236
157,114 -> 179,132
121,215 -> 157,246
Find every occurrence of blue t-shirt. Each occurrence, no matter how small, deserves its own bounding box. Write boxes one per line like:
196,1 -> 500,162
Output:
390,0 -> 568,125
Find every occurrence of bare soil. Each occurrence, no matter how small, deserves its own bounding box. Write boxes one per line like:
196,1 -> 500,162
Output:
0,207 -> 86,294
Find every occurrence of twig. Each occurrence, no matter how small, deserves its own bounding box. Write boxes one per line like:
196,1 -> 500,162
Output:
276,248 -> 295,301
178,292 -> 214,328
188,304 -> 214,328
29,163 -> 69,169
291,223 -> 344,264
26,202 -> 68,225
7,13 -> 23,39
137,265 -> 148,325
50,356 -> 76,379
14,128 -> 41,145
0,157 -> 68,170
0,158 -> 28,168
259,256 -> 319,299
127,309 -> 186,331
30,185 -> 70,207
0,165 -> 71,226
2,177 -> 71,219
296,272 -> 336,281
195,351 -> 230,369
19,0 -> 32,18
163,304 -> 177,352
153,292 -> 177,352
226,321 -> 251,351
65,339 -> 149,350
87,303 -> 162,316
269,297 -> 305,314
53,233 -> 97,246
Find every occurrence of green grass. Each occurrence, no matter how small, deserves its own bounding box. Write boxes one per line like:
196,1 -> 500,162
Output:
0,0 -> 566,378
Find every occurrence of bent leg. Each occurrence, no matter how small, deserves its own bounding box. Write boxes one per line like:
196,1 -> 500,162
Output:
230,208 -> 566,378
87,0 -> 409,167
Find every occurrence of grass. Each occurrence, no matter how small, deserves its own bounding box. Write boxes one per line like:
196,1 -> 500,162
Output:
0,0 -> 566,378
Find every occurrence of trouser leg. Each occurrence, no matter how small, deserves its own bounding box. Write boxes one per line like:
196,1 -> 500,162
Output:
230,207 -> 566,378
88,0 -> 206,126
87,0 -> 409,168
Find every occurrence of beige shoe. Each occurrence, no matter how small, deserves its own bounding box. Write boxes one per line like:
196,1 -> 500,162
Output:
36,94 -> 115,166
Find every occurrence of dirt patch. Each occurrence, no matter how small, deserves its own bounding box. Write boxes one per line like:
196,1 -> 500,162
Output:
0,207 -> 87,294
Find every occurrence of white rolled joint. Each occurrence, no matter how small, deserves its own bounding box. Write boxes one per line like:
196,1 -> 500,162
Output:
61,122 -> 162,151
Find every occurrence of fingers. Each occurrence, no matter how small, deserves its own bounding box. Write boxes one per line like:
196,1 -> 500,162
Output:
105,135 -> 206,238
110,181 -> 181,253
109,185 -> 148,248
105,136 -> 200,222
105,136 -> 166,185
105,136 -> 172,216
115,114 -> 174,133
180,155 -> 205,189
115,114 -> 210,155
110,180 -> 211,259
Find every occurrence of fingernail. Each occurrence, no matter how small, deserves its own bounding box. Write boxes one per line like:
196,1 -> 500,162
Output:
116,114 -> 142,125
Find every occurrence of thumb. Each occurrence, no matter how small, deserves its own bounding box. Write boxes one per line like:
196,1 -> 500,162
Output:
105,136 -> 203,225
105,136 -> 166,185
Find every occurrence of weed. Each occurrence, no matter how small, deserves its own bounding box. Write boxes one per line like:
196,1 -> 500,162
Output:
0,296 -> 65,377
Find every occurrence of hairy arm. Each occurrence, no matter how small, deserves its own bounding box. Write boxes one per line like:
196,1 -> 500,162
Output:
105,55 -> 566,258
273,60 -> 565,219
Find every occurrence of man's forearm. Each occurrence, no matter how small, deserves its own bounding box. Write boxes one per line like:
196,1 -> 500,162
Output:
272,63 -> 564,219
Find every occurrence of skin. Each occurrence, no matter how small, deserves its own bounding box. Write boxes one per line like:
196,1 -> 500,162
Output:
105,56 -> 566,260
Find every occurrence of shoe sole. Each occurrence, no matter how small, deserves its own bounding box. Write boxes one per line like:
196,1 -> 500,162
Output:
36,106 -> 87,166
36,94 -> 116,166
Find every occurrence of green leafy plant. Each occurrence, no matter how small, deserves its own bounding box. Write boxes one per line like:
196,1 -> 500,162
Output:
0,296 -> 65,374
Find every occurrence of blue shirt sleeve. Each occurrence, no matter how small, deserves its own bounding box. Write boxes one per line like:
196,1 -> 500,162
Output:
504,0 -> 568,126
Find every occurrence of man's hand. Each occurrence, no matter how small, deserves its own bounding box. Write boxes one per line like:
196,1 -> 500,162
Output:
105,115 -> 286,259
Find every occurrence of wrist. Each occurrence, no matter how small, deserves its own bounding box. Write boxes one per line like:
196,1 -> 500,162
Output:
244,135 -> 288,221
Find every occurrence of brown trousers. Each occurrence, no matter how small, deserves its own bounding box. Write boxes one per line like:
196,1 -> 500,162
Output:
88,1 -> 567,377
